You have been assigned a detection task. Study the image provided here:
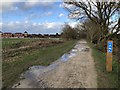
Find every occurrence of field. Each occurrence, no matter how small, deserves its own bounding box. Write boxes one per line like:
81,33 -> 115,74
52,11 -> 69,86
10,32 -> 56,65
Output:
2,38 -> 77,88
2,38 -> 60,49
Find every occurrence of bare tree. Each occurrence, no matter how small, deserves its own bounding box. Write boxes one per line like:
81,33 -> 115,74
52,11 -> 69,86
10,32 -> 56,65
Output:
61,23 -> 77,40
74,24 -> 87,39
81,18 -> 100,43
63,0 -> 120,43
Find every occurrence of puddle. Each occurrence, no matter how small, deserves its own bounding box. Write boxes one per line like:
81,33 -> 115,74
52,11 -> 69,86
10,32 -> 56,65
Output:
22,47 -> 78,79
59,46 -> 79,62
60,52 -> 77,62
23,66 -> 46,79
18,45 -> 78,80
22,63 -> 60,79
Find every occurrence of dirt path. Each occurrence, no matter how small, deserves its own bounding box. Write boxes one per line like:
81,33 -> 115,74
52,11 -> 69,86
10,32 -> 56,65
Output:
14,40 -> 97,88
39,40 -> 97,88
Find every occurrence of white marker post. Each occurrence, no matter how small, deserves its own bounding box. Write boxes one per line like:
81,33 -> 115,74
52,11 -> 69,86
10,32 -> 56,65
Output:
106,40 -> 113,72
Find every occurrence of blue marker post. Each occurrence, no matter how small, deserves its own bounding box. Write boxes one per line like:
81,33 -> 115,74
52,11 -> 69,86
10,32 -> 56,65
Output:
106,40 -> 113,72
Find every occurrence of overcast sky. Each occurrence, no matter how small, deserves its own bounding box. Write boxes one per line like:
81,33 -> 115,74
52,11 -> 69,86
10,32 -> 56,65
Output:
1,0 -> 77,34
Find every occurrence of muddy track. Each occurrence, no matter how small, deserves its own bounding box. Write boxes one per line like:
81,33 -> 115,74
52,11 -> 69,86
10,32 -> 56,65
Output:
13,40 -> 97,88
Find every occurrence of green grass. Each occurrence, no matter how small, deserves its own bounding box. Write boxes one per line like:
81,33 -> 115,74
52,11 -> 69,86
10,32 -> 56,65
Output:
88,42 -> 119,88
2,40 -> 77,88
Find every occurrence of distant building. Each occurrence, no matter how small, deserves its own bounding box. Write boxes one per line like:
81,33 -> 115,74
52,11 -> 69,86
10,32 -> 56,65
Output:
2,32 -> 12,38
14,33 -> 24,38
1,31 -> 61,38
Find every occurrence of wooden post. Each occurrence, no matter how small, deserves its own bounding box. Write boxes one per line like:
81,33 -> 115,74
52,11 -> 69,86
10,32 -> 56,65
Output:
106,40 -> 113,72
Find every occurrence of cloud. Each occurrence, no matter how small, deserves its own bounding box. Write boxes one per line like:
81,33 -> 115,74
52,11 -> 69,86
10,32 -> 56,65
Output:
24,11 -> 53,21
16,21 -> 20,24
68,22 -> 78,28
7,21 -> 15,26
45,12 -> 53,16
25,20 -> 28,23
42,22 -> 62,29
33,22 -> 37,26
25,0 -> 55,7
59,13 -> 64,17
2,21 -> 63,34
0,22 -> 2,25
0,2 -> 16,13
1,0 -> 55,13
2,21 -> 78,34
0,22 -> 3,30
0,0 -> 22,13
61,3 -> 75,9
59,3 -> 64,8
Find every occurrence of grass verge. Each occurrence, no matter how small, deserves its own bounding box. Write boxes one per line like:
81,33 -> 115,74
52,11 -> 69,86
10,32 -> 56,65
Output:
88,42 -> 119,88
2,40 -> 77,88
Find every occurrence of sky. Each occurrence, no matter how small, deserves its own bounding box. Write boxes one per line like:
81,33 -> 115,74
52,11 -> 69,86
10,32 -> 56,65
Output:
0,0 -> 119,34
0,0 -> 77,34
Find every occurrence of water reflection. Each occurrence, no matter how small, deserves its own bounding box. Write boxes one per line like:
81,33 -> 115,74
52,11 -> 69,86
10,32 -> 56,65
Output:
60,51 -> 77,62
21,46 -> 78,80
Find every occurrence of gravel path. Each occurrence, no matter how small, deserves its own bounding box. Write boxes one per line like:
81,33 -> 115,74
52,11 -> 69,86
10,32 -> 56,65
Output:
40,40 -> 97,88
14,40 -> 97,88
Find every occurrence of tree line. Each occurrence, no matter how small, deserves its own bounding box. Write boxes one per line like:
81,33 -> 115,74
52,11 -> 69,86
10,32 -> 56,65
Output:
61,0 -> 119,60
